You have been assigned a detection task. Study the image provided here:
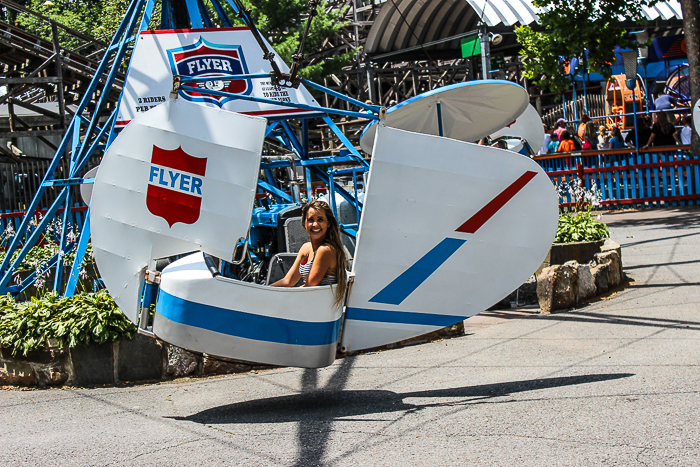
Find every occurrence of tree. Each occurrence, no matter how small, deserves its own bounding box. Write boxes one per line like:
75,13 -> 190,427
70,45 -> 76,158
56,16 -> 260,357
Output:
17,0 -> 105,49
679,0 -> 700,154
235,0 -> 352,83
21,0 -> 350,85
516,0 -> 657,93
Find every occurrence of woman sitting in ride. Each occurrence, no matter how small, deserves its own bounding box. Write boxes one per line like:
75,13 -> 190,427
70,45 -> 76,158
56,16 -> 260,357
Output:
271,200 -> 349,308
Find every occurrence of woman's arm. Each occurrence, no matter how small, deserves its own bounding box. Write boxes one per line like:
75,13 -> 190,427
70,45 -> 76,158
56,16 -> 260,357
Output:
270,243 -> 308,287
302,245 -> 335,287
643,133 -> 656,149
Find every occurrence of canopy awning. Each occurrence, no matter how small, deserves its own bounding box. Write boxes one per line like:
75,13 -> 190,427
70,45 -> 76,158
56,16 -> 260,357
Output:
365,0 -> 684,62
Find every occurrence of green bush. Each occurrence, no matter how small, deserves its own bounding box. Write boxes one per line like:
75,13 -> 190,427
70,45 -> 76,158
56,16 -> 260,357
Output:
554,212 -> 610,243
0,290 -> 136,356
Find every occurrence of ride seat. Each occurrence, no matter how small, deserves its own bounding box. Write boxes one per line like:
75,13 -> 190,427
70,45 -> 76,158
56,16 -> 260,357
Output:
284,216 -> 308,252
265,252 -> 299,285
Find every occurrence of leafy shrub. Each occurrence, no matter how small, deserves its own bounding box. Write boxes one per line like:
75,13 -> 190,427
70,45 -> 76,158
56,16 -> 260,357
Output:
48,290 -> 136,349
554,212 -> 610,243
0,290 -> 135,356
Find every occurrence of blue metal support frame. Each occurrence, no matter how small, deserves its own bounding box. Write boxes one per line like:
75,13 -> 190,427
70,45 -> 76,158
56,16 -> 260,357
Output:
64,207 -> 92,296
8,0 -> 379,298
0,0 -> 151,294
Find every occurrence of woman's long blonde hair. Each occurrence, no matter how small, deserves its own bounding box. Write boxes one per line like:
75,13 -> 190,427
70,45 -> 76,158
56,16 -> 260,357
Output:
584,122 -> 597,140
302,200 -> 349,309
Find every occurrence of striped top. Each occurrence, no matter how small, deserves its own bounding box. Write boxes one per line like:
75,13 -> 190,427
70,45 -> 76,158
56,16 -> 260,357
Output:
299,256 -> 337,286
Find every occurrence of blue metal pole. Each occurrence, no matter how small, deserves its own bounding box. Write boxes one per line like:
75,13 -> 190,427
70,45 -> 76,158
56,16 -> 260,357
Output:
64,206 -> 91,296
179,85 -> 380,121
632,87 -> 639,154
572,76 -> 578,119
562,90 -> 567,121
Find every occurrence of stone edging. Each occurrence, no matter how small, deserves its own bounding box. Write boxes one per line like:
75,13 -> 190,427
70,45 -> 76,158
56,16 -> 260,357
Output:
1,323 -> 466,388
0,334 -> 274,388
536,238 -> 624,313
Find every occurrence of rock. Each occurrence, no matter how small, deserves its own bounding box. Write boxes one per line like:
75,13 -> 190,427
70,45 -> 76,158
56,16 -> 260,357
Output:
577,264 -> 597,303
165,344 -> 200,377
507,275 -> 538,305
591,263 -> 610,295
202,355 -> 252,375
33,365 -> 69,387
0,361 -> 35,386
537,264 -> 579,313
117,334 -> 163,382
600,238 -> 622,264
70,343 -> 115,386
487,296 -> 511,310
594,250 -> 622,287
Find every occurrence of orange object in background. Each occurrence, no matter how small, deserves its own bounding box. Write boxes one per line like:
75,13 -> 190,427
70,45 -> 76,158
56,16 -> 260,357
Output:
605,74 -> 646,130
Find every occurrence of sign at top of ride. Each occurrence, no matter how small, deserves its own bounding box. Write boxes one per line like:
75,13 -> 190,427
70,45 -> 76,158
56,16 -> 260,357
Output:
115,27 -> 321,129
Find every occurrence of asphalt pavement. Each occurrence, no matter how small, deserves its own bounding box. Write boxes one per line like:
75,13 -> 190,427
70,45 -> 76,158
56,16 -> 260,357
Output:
1,207 -> 699,466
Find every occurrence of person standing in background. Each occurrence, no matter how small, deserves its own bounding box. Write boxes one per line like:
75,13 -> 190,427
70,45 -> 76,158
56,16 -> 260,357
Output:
625,116 -> 652,149
681,116 -> 692,145
608,126 -> 625,149
540,124 -> 552,155
577,114 -> 590,140
598,125 -> 610,150
643,111 -> 680,148
654,90 -> 677,112
548,131 -> 560,153
557,130 -> 576,152
554,118 -> 567,139
582,122 -> 598,150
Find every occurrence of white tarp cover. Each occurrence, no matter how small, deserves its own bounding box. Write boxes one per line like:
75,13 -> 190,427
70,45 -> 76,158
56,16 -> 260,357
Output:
464,0 -> 682,27
490,104 -> 545,152
91,99 -> 266,323
116,28 -> 320,128
342,124 -> 558,352
359,80 -> 530,154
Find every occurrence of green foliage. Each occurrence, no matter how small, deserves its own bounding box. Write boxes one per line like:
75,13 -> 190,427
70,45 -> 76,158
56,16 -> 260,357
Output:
20,0 -> 350,86
516,0 -> 657,93
239,0 -> 352,83
0,294 -> 55,356
0,290 -> 135,356
48,290 -> 136,348
17,0 -> 104,50
555,211 -> 610,243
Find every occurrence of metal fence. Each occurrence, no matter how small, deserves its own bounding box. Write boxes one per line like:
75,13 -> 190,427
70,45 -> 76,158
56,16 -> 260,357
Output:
0,155 -> 100,212
535,145 -> 700,208
541,94 -> 607,129
0,155 -> 100,239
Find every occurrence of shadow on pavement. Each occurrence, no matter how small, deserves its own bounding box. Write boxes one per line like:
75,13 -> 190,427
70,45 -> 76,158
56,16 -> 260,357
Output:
293,357 -> 355,466
618,230 -> 700,249
605,208 -> 700,229
174,373 -> 633,426
624,259 -> 700,270
534,310 -> 700,330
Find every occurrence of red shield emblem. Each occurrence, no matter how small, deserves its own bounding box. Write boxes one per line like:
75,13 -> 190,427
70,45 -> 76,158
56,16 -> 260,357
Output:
147,146 -> 207,227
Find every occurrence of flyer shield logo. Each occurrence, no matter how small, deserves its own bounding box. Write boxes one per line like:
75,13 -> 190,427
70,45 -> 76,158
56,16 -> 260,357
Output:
167,37 -> 252,107
147,146 -> 207,227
